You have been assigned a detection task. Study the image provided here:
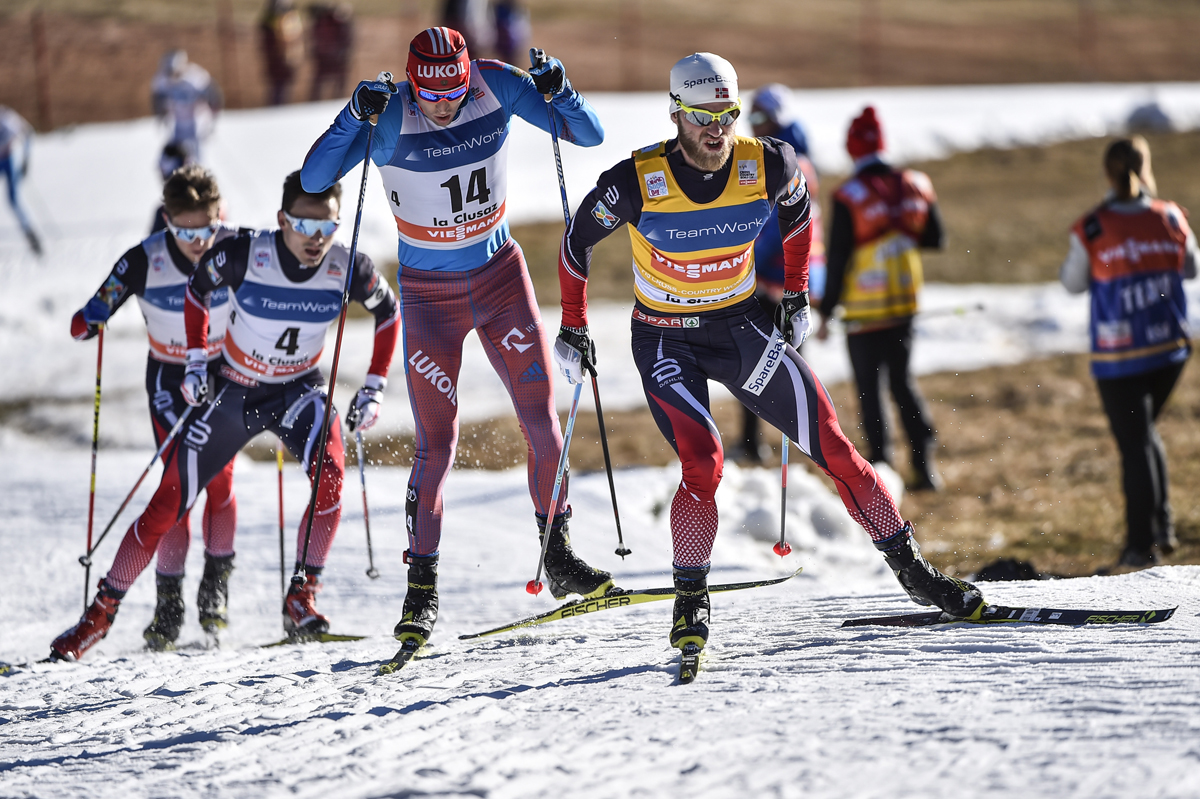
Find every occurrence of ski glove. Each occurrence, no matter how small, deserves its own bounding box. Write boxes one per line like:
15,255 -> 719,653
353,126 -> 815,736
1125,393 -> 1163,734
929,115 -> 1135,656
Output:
347,374 -> 386,433
180,350 -> 210,407
553,325 -> 596,385
70,297 -> 111,341
775,291 -> 813,347
528,49 -> 568,98
350,72 -> 397,122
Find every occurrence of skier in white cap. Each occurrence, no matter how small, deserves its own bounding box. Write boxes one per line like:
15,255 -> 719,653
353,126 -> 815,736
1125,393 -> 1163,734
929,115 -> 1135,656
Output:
553,52 -> 984,676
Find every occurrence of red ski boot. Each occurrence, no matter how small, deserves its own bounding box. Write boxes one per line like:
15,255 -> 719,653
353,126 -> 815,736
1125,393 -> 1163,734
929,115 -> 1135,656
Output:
283,573 -> 330,638
50,582 -> 124,661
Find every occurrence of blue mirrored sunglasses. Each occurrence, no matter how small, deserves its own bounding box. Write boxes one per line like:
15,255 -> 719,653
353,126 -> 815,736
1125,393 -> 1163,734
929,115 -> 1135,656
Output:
166,221 -> 218,243
416,83 -> 469,103
284,211 -> 340,238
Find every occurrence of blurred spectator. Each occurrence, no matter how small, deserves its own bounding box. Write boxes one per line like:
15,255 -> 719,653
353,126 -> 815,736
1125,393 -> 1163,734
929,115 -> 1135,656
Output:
0,105 -> 42,255
150,143 -> 193,234
309,3 -> 354,101
441,0 -> 492,56
260,0 -> 304,105
1060,136 -> 1197,569
151,49 -> 223,163
818,106 -> 945,491
732,84 -> 824,464
492,0 -> 529,64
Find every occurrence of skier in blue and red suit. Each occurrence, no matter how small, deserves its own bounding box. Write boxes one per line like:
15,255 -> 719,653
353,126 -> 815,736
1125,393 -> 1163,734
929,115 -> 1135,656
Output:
301,27 -> 610,649
553,53 -> 987,656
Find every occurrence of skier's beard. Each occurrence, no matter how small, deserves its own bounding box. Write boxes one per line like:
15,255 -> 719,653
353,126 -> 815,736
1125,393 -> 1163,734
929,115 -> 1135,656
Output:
675,115 -> 734,173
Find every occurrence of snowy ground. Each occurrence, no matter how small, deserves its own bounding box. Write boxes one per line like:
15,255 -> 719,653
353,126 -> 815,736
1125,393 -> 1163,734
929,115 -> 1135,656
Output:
3,85 -> 1200,797
2,433 -> 1199,798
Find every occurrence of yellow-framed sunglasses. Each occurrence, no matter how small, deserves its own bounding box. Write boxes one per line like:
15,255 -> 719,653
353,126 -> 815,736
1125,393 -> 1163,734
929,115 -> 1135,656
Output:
670,94 -> 742,128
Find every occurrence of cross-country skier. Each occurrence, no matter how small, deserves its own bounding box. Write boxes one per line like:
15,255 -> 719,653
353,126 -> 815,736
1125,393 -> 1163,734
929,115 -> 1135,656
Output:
69,165 -> 246,651
50,171 -> 399,660
151,50 -> 223,163
553,53 -> 985,661
300,27 -> 609,651
0,104 -> 42,255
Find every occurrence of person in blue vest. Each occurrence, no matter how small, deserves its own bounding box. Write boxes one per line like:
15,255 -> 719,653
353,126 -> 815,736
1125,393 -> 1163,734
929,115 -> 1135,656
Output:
1060,136 -> 1197,568
301,27 -> 609,651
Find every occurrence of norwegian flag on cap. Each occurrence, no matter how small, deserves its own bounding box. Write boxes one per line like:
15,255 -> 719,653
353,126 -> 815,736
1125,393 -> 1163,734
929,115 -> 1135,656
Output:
715,87 -> 729,99
407,27 -> 471,93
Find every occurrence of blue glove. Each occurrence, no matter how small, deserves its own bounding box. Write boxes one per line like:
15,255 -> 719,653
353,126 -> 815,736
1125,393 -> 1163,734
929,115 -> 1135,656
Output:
70,297 -> 111,340
350,72 -> 397,121
528,49 -> 568,98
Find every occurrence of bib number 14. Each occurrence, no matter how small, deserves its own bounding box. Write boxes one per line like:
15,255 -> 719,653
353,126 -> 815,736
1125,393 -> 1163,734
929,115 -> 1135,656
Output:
439,168 -> 490,214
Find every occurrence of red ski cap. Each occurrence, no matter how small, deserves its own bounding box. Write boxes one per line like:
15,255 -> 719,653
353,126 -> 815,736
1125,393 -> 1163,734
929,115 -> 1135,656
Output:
847,106 -> 885,160
407,27 -> 470,95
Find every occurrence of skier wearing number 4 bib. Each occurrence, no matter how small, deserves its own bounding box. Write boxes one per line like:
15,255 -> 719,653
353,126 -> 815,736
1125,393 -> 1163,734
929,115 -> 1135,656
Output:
555,53 -> 985,660
49,172 -> 399,661
301,27 -> 609,652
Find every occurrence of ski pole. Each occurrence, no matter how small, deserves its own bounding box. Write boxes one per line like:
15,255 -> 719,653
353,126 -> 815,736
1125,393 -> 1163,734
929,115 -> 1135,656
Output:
79,404 -> 194,567
585,364 -> 630,558
295,74 -> 388,582
276,438 -> 286,599
527,381 -> 583,595
774,433 -> 792,557
534,49 -> 630,559
354,430 -> 380,579
82,326 -> 104,610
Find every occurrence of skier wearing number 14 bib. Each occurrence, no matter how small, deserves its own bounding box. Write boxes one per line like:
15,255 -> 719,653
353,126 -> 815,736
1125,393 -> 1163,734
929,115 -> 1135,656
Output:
301,27 -> 609,652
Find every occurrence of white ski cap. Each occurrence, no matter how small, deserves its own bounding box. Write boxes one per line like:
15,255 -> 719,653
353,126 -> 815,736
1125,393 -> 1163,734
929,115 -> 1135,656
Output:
669,52 -> 739,113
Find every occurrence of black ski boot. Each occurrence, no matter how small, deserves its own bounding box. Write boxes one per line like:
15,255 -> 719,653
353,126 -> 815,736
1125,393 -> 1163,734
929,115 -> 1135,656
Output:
197,553 -> 235,634
669,566 -> 711,650
393,552 -> 439,647
537,509 -> 613,600
878,525 -> 984,618
143,574 -> 185,651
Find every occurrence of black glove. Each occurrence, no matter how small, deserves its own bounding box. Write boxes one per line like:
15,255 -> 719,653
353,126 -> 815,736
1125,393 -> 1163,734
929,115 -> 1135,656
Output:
528,48 -> 567,97
552,325 -> 596,384
350,72 -> 397,121
774,291 -> 813,347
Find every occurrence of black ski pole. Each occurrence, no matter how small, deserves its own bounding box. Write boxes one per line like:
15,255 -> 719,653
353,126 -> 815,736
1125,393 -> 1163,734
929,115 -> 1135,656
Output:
586,364 -> 630,558
534,47 -> 629,557
354,430 -> 380,579
295,77 -> 386,582
79,404 -> 194,568
82,326 -> 103,610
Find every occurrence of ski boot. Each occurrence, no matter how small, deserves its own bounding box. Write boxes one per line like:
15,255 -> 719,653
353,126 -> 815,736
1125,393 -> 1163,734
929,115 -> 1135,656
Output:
50,580 -> 125,661
393,552 -> 439,647
143,574 -> 185,652
283,572 -> 330,638
537,509 -> 613,600
878,525 -> 984,618
669,566 -> 711,650
197,553 -> 235,635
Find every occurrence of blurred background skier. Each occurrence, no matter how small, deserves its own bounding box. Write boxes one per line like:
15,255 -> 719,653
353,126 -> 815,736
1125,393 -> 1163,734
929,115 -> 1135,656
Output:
0,104 -> 42,255
151,49 -> 223,163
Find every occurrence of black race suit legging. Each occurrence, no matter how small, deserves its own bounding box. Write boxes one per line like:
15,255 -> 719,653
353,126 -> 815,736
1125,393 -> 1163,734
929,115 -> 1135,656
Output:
1095,358 -> 1187,555
845,318 -> 936,465
631,297 -> 907,569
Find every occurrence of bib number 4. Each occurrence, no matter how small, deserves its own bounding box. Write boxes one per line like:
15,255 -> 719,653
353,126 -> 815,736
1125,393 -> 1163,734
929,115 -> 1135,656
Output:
275,327 -> 301,355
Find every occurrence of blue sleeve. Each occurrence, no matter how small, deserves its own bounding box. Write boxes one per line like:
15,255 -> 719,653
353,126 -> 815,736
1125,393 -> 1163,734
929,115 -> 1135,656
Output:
479,60 -> 604,148
301,101 -> 403,191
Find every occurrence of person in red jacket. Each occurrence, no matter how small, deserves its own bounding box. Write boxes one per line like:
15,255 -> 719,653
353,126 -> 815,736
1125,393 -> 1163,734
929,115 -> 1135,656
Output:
1060,136 -> 1197,569
818,106 -> 945,491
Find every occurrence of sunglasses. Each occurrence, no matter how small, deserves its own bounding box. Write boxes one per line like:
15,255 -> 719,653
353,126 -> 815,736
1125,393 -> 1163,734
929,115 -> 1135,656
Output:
415,83 -> 469,103
167,220 -> 218,243
284,211 -> 340,238
672,95 -> 742,128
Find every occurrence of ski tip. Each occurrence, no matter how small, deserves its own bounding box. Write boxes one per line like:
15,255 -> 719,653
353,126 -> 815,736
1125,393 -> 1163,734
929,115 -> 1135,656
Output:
526,580 -> 544,596
773,541 -> 792,557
